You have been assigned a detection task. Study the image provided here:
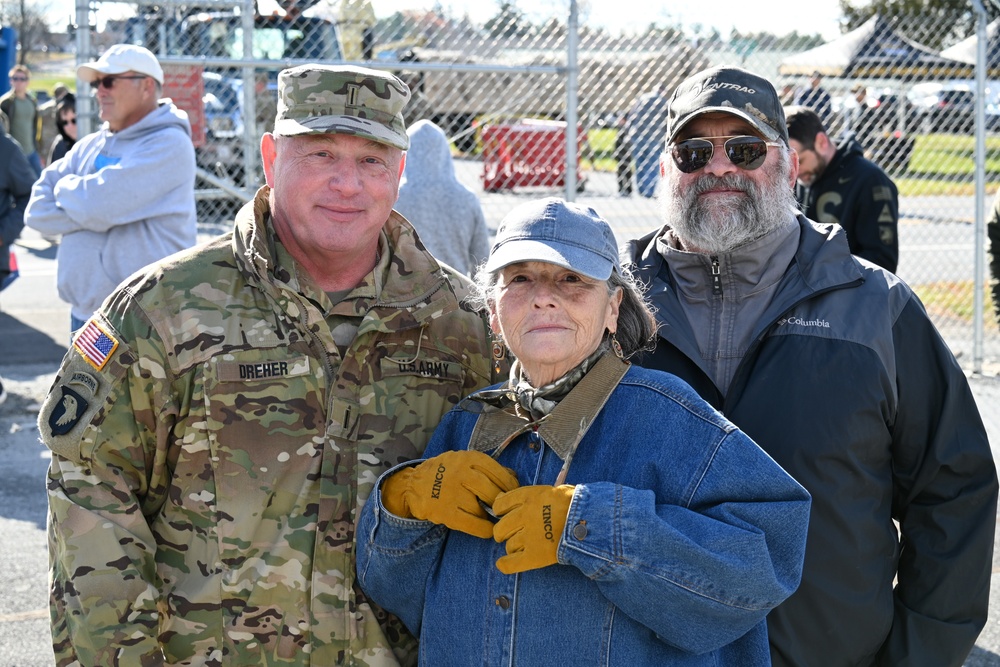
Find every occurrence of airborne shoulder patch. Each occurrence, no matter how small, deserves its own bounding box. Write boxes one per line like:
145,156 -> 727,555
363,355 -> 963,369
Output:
48,372 -> 98,437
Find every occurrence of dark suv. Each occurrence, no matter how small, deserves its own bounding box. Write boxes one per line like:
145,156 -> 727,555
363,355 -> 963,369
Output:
908,84 -> 976,133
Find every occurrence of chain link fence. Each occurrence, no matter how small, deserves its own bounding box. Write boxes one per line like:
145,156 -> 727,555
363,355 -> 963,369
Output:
76,1 -> 999,369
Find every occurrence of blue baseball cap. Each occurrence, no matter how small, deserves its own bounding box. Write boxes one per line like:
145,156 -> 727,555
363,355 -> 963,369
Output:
485,198 -> 621,281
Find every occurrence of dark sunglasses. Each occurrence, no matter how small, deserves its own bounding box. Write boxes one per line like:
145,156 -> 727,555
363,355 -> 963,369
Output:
62,118 -> 77,125
10,76 -> 27,82
669,135 -> 783,174
90,74 -> 148,90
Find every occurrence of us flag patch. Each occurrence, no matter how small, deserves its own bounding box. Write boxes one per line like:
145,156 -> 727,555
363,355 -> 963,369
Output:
73,320 -> 119,371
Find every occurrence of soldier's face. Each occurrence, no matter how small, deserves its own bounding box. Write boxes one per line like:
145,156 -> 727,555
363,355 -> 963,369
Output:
262,132 -> 404,271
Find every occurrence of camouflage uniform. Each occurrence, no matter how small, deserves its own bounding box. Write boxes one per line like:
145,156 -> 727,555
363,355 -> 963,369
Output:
39,187 -> 496,666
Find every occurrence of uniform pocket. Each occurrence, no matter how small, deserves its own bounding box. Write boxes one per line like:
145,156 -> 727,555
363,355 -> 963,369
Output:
202,349 -> 326,607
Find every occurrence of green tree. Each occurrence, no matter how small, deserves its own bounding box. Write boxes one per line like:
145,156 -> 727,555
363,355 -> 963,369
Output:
485,1 -> 530,39
839,0 -> 1000,50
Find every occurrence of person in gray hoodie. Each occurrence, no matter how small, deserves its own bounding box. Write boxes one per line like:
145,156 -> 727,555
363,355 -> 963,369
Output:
394,119 -> 489,275
25,44 -> 196,332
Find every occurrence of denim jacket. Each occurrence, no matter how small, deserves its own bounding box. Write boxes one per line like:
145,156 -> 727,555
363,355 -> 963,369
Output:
357,357 -> 810,666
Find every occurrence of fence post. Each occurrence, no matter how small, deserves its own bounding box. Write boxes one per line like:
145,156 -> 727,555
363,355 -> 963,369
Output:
564,0 -> 579,202
75,0 -> 95,137
241,0 -> 258,190
973,0 -> 987,375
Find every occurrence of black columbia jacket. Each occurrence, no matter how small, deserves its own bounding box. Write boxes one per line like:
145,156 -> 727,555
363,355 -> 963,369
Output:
795,138 -> 899,273
623,216 -> 997,667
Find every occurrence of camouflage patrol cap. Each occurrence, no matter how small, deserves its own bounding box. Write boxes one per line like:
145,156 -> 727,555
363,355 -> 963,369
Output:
273,63 -> 411,150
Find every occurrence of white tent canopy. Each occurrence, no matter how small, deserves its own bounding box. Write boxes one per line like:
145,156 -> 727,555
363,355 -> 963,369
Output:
779,14 -> 970,79
940,18 -> 1000,67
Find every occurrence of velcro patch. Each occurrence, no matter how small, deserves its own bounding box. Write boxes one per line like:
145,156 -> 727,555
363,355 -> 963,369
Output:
873,186 -> 893,202
215,356 -> 311,382
879,224 -> 896,246
47,371 -> 99,437
380,357 -> 456,380
39,325 -> 130,464
73,319 -> 120,371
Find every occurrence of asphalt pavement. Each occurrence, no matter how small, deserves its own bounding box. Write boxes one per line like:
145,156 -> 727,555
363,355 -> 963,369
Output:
1,223 -> 999,666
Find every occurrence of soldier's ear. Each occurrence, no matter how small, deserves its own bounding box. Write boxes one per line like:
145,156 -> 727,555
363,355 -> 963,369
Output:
261,133 -> 278,187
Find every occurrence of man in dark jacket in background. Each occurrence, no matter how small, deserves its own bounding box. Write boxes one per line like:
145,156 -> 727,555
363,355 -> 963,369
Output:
786,104 -> 899,272
0,130 -> 36,291
0,128 -> 38,405
623,64 -> 997,667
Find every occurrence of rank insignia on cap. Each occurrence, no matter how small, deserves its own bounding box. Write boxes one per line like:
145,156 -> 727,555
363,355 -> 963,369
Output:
73,319 -> 120,371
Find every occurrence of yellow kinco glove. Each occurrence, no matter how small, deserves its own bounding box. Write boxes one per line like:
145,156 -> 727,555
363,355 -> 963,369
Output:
492,484 -> 575,575
380,450 -> 520,539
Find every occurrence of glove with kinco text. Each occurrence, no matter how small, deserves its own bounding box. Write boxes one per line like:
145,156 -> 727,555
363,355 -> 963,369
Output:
380,450 -> 520,539
492,484 -> 575,575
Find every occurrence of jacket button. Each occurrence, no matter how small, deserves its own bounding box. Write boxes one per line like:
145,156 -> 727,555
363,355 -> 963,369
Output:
495,596 -> 510,609
572,521 -> 588,540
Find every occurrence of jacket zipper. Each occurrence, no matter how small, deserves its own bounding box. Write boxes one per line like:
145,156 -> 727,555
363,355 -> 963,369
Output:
711,256 -> 723,296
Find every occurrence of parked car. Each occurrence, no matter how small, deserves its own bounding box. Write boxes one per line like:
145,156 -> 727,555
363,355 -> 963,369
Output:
906,82 -> 976,133
199,71 -> 245,178
866,88 -> 911,129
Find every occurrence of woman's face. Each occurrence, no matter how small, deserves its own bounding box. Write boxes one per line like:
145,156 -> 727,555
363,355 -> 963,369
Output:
59,109 -> 78,141
491,261 -> 622,387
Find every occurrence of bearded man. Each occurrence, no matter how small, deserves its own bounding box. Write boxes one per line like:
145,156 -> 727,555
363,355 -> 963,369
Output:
622,65 -> 997,667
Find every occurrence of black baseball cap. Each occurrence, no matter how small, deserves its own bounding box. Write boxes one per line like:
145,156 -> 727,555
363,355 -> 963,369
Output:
666,66 -> 789,145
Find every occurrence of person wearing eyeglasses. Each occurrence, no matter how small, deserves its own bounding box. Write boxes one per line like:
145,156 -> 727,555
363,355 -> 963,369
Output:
622,65 -> 997,667
47,92 -> 77,164
357,197 -> 810,666
785,104 -> 899,273
0,64 -> 42,176
25,44 -> 196,334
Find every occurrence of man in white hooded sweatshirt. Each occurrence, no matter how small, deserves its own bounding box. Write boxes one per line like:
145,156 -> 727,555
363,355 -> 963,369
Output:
26,44 -> 196,333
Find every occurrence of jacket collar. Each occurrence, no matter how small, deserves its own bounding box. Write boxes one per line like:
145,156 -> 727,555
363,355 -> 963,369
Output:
624,214 -> 864,298
655,218 -> 800,302
622,214 -> 865,375
466,354 -> 630,462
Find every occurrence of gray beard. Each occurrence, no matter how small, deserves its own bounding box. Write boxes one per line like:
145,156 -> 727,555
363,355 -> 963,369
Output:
659,156 -> 798,254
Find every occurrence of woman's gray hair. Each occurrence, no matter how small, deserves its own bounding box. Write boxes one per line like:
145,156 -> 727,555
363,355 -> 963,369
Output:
467,262 -> 657,360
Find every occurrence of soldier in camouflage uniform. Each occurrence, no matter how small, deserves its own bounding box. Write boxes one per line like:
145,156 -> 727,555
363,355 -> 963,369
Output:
39,63 -> 497,666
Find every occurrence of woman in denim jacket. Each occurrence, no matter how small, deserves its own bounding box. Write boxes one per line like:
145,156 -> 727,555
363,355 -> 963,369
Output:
356,198 -> 811,666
